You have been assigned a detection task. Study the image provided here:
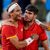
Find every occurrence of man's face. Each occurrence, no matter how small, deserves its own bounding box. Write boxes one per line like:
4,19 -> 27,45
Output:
24,10 -> 37,22
11,5 -> 22,20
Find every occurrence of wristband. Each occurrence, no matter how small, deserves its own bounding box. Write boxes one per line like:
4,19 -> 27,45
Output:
25,37 -> 34,45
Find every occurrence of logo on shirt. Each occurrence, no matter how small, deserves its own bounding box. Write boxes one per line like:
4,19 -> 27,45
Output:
21,28 -> 23,32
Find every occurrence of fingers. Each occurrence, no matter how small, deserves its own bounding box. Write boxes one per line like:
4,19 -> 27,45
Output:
33,34 -> 39,40
31,34 -> 39,40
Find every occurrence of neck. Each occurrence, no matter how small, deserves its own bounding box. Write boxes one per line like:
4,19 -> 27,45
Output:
24,19 -> 36,30
9,18 -> 18,23
29,19 -> 35,26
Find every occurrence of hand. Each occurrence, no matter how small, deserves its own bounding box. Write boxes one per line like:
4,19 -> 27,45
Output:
40,22 -> 50,31
31,34 -> 39,40
46,22 -> 50,31
44,22 -> 50,31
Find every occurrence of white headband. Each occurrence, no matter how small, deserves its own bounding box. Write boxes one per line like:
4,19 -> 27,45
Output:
8,3 -> 18,13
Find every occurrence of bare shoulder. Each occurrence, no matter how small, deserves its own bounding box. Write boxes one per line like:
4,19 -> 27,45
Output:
2,19 -> 13,26
2,19 -> 10,25
2,19 -> 18,28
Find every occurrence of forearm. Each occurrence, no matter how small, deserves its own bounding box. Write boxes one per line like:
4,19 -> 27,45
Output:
9,34 -> 38,49
10,36 -> 34,49
16,34 -> 38,48
16,40 -> 27,49
10,37 -> 27,49
17,34 -> 39,48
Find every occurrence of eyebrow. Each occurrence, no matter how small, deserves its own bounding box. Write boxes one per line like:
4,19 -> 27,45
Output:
25,11 -> 32,14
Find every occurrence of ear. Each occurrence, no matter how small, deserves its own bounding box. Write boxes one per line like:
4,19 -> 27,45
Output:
35,14 -> 37,18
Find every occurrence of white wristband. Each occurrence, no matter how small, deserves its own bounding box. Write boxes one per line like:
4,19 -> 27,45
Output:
25,37 -> 34,45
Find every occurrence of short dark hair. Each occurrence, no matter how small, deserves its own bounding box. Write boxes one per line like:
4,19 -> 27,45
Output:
25,4 -> 39,14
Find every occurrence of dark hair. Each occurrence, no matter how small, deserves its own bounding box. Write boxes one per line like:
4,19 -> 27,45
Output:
25,4 -> 39,14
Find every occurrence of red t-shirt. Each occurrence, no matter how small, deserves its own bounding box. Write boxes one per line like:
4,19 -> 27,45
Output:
23,23 -> 47,50
2,21 -> 24,50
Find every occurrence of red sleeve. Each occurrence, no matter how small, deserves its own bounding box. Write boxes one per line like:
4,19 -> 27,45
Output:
39,27 -> 47,41
2,25 -> 17,38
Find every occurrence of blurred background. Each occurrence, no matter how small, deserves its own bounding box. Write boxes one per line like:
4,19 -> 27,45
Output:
0,0 -> 50,50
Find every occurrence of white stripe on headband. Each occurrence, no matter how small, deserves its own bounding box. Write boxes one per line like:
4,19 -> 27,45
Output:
8,3 -> 18,13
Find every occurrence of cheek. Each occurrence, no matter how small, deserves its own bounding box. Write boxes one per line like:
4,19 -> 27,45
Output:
15,11 -> 19,14
15,12 -> 18,15
29,15 -> 34,18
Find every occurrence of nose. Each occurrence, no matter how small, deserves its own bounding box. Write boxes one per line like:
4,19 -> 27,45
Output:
24,13 -> 29,18
24,14 -> 28,20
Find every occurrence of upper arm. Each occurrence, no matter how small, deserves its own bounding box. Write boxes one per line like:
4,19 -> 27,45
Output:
42,40 -> 49,50
42,40 -> 48,47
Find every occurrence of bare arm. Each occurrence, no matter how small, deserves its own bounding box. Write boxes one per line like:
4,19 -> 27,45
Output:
42,40 -> 49,50
8,35 -> 27,49
35,19 -> 50,31
7,34 -> 39,49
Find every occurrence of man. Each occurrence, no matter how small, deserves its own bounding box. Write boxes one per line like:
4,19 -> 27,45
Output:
2,2 -> 39,50
23,4 -> 49,50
